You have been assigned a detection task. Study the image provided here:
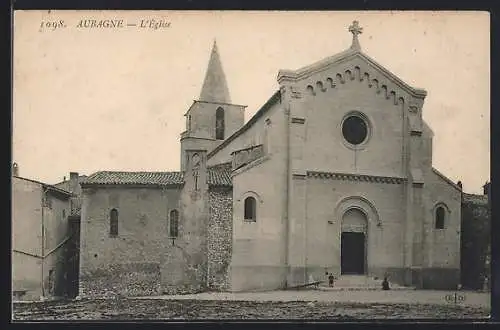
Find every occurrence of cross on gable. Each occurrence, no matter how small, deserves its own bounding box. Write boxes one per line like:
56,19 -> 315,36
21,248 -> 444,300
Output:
348,20 -> 363,50
349,20 -> 363,36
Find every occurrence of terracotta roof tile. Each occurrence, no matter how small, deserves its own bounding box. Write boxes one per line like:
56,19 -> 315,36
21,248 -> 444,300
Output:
82,171 -> 184,186
82,166 -> 232,187
207,162 -> 232,187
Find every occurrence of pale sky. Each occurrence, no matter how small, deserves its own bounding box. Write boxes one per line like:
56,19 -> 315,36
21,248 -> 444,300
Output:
13,11 -> 490,194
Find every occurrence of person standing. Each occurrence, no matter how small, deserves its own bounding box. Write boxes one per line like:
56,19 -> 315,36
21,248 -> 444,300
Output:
382,277 -> 390,290
328,273 -> 335,287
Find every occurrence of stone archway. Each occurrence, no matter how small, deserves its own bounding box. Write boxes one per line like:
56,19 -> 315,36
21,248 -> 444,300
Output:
335,196 -> 380,276
341,208 -> 368,275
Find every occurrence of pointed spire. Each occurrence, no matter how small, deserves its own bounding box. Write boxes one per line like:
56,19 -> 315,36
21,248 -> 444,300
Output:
348,20 -> 363,51
199,39 -> 231,103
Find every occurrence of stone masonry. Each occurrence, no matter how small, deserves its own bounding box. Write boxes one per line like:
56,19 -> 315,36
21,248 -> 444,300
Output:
207,188 -> 233,291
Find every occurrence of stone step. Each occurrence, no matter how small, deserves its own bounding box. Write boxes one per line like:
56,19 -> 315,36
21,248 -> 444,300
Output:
320,275 -> 410,290
315,285 -> 416,291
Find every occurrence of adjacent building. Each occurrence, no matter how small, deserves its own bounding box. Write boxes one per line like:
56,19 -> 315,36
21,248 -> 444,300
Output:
12,161 -> 84,301
461,182 -> 491,290
12,163 -> 73,300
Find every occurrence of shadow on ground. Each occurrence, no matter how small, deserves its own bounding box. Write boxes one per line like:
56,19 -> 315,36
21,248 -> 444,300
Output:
13,298 -> 490,320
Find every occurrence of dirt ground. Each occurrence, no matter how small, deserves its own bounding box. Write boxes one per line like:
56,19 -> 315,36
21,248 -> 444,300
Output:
12,298 -> 490,320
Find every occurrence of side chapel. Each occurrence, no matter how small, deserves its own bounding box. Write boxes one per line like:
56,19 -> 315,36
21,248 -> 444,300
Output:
78,21 -> 461,297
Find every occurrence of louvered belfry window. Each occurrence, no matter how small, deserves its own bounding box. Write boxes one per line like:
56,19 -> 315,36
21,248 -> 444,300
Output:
216,107 -> 225,140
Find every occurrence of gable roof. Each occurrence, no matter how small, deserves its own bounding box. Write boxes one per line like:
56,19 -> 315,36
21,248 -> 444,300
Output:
208,40 -> 429,161
81,164 -> 232,188
277,48 -> 427,98
82,171 -> 184,186
432,167 -> 462,192
13,175 -> 73,198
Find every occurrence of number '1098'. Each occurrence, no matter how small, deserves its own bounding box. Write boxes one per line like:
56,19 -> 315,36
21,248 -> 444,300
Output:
40,20 -> 66,30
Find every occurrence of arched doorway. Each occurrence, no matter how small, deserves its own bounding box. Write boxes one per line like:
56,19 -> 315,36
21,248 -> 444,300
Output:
341,208 -> 367,275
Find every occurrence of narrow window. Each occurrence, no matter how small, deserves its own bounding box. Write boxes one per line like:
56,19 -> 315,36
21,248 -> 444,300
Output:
187,115 -> 192,131
110,208 -> 119,237
62,209 -> 66,220
244,197 -> 257,222
170,209 -> 179,237
215,107 -> 225,140
435,206 -> 445,229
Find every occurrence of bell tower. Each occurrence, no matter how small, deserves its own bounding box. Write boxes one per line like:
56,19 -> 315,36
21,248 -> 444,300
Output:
180,40 -> 246,170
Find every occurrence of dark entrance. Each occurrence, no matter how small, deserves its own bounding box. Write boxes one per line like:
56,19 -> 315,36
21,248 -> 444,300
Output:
341,232 -> 365,275
62,215 -> 81,298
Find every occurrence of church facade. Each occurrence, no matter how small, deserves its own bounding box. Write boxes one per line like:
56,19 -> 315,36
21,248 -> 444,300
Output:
78,21 -> 462,297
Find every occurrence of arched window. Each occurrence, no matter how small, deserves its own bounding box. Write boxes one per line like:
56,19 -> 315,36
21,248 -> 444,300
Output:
170,209 -> 179,237
110,208 -> 119,237
435,206 -> 445,229
244,197 -> 257,222
215,107 -> 225,140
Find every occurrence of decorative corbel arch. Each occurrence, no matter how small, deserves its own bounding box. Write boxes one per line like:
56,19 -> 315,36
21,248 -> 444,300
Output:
354,66 -> 361,80
316,81 -> 326,92
236,190 -> 264,203
326,77 -> 334,88
336,73 -> 345,85
344,70 -> 353,81
334,196 -> 381,227
306,85 -> 315,96
303,66 -> 409,114
433,202 -> 451,214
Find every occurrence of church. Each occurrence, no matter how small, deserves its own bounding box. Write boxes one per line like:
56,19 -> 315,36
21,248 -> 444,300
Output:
78,21 -> 462,297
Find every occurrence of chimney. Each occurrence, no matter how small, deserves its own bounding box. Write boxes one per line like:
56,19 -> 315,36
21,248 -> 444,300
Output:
457,181 -> 463,190
69,172 -> 79,194
12,163 -> 19,177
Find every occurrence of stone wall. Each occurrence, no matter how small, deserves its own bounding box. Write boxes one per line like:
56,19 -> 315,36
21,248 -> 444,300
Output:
12,178 -> 44,299
294,58 -> 415,179
12,177 -> 73,300
80,263 -> 161,298
12,177 -> 44,258
79,186 -> 208,298
422,170 -> 462,271
12,252 -> 42,300
305,175 -> 406,282
207,188 -> 233,291
461,194 -> 490,290
230,151 -> 288,291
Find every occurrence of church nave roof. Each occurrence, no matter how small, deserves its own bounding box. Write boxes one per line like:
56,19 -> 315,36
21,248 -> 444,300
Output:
81,163 -> 232,188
